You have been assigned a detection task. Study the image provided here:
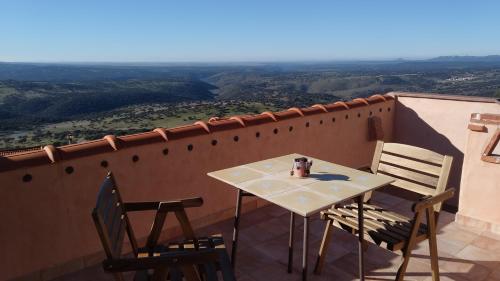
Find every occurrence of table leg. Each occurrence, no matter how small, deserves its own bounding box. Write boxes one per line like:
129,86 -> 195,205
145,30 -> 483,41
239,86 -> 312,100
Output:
231,189 -> 243,268
302,216 -> 309,281
288,212 -> 295,273
358,196 -> 365,281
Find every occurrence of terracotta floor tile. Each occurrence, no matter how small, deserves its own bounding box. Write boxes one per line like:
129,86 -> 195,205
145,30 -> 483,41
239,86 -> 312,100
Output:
455,245 -> 500,270
470,235 -> 500,252
487,267 -> 500,281
53,203 -> 500,281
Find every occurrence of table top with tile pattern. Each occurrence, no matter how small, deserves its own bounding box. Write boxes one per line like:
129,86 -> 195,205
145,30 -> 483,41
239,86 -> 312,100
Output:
208,153 -> 395,217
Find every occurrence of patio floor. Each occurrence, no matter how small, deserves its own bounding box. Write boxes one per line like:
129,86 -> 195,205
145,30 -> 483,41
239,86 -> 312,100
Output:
55,192 -> 500,281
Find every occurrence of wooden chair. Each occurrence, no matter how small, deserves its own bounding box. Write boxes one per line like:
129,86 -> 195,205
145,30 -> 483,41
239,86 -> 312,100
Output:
314,141 -> 455,281
92,172 -> 235,281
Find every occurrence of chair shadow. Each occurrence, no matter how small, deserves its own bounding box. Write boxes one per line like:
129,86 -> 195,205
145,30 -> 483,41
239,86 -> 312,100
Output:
364,253 -> 498,281
358,217 -> 498,281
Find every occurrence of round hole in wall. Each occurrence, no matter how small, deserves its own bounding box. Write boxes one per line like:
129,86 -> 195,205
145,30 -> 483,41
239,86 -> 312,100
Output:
345,114 -> 349,119
319,120 -> 323,125
100,160 -> 109,168
162,148 -> 169,155
305,122 -> 310,127
332,117 -> 336,123
379,108 -> 383,112
255,132 -> 261,138
388,107 -> 391,112
357,113 -> 361,118
65,166 -> 74,174
187,144 -> 194,151
369,111 -> 373,116
289,126 -> 294,132
273,128 -> 279,134
132,155 -> 139,162
211,139 -> 218,146
22,174 -> 32,183
233,136 -> 239,142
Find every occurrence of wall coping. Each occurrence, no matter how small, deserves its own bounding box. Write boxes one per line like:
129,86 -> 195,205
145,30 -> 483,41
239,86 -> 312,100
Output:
0,94 -> 394,173
390,91 -> 500,104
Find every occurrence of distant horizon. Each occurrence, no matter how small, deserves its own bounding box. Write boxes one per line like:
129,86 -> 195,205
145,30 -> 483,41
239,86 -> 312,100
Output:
2,1 -> 500,62
2,54 -> 500,65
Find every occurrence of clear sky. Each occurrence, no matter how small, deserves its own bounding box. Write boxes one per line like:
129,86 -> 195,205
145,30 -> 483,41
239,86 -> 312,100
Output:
1,0 -> 499,62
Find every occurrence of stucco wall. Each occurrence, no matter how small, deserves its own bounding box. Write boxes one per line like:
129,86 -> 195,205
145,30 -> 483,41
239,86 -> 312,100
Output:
392,93 -> 500,209
0,96 -> 394,280
456,116 -> 500,234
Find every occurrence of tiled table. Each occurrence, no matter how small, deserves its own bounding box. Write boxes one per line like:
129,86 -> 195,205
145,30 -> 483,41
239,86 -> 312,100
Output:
208,153 -> 394,281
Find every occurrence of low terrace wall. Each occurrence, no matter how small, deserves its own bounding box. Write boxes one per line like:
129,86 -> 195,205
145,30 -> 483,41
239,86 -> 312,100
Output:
392,92 -> 500,210
0,95 -> 395,280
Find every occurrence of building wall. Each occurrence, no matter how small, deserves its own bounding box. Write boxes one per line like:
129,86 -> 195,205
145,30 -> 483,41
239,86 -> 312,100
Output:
456,114 -> 500,234
392,92 -> 500,209
0,96 -> 394,280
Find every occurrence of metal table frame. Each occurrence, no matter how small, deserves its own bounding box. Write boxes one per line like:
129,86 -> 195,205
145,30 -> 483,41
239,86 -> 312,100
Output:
230,189 -> 366,281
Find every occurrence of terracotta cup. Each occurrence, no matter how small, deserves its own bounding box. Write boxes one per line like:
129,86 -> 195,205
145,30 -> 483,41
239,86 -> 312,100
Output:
291,157 -> 313,177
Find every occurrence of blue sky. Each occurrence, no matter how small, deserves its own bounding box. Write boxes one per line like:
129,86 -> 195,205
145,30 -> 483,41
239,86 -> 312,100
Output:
1,0 -> 499,62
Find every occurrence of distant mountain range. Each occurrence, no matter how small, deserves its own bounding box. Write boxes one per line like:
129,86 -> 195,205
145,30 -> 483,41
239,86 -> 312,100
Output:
427,55 -> 500,62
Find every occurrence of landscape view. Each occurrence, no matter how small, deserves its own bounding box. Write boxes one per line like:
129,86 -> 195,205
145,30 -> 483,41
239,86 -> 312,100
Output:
2,56 -> 500,150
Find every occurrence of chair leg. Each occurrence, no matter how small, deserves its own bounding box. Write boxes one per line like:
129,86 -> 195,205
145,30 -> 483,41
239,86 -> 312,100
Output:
427,208 -> 440,281
395,251 -> 412,281
314,219 -> 333,274
395,211 -> 423,281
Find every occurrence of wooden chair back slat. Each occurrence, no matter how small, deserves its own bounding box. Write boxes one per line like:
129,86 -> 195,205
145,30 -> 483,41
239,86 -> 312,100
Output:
381,142 -> 445,165
379,153 -> 442,176
377,163 -> 438,187
370,141 -> 453,212
386,178 -> 436,196
92,172 -> 136,260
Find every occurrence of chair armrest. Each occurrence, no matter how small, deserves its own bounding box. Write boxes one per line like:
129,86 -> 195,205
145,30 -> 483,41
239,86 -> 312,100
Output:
124,197 -> 203,212
103,249 -> 218,272
412,188 -> 455,213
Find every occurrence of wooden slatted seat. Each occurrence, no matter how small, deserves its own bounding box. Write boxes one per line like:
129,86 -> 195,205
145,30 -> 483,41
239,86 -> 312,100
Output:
322,202 -> 428,251
92,172 -> 235,281
314,141 -> 455,281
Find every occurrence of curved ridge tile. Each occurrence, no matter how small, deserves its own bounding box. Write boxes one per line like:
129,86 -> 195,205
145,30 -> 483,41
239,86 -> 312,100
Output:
346,99 -> 368,108
274,110 -> 302,120
153,128 -> 169,141
287,107 -> 305,116
208,117 -> 220,122
43,145 -> 60,163
229,116 -> 246,127
103,135 -> 120,151
353,98 -> 369,105
194,121 -> 211,133
260,111 -> 278,121
301,106 -> 325,116
311,104 -> 328,112
243,114 -> 277,126
367,94 -> 387,104
324,101 -> 350,111
334,101 -> 350,109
